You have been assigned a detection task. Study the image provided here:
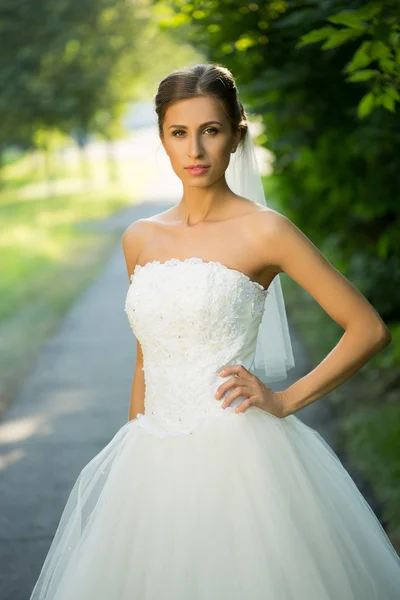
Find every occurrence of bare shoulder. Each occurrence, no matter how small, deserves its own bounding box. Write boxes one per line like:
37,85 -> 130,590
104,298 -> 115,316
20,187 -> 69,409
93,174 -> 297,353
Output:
122,217 -> 154,245
122,218 -> 153,254
248,207 -> 305,244
247,205 -> 291,228
244,206 -> 292,247
121,218 -> 156,280
252,207 -> 337,277
122,208 -> 176,253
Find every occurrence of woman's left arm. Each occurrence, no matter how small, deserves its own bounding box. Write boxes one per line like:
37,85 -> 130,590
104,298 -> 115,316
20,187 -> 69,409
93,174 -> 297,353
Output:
264,212 -> 392,415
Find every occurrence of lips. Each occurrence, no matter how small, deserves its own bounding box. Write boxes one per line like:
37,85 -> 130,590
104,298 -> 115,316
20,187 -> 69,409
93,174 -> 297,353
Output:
186,164 -> 210,169
185,165 -> 210,175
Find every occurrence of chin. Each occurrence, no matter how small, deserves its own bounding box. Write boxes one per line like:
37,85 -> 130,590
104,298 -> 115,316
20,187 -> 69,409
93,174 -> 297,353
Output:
186,181 -> 209,188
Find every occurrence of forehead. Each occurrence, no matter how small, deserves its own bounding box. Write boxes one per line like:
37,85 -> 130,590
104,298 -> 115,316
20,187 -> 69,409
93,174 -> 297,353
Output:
164,95 -> 229,126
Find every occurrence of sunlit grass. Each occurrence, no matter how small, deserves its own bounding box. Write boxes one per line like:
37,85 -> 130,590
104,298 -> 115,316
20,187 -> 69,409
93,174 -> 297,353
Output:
0,141 -> 151,317
0,191 -> 134,320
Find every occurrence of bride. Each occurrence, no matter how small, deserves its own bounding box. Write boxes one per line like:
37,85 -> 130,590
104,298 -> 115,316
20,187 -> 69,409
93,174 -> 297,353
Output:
29,63 -> 400,599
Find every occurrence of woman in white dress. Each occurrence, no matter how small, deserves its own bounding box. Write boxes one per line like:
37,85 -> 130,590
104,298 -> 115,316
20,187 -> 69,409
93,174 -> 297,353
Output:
29,63 -> 400,599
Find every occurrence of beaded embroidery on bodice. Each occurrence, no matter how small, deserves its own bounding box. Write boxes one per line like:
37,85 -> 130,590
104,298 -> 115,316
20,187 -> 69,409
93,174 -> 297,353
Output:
125,257 -> 269,437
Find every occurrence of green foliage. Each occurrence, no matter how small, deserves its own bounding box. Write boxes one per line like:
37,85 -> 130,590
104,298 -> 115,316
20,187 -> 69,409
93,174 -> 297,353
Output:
0,0 -> 147,146
297,3 -> 400,118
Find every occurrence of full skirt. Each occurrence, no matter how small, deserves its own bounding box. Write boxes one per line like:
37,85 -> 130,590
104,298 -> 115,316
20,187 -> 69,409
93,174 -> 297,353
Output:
29,407 -> 400,599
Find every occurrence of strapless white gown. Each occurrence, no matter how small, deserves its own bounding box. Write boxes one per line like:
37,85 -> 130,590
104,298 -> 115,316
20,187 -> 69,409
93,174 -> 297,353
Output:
30,257 -> 400,599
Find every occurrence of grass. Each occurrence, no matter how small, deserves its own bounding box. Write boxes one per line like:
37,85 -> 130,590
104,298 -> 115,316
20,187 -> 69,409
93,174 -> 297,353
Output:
0,141 -> 152,416
0,190 -> 137,320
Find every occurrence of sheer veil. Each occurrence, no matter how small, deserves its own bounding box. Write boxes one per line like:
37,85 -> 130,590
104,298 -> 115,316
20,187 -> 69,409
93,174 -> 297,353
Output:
225,125 -> 295,383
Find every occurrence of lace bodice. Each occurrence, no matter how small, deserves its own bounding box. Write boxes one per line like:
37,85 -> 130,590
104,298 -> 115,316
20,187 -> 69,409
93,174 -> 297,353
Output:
125,257 -> 269,437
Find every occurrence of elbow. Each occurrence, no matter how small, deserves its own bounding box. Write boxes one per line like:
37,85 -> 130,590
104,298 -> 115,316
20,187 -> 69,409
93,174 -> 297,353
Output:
346,320 -> 392,356
349,320 -> 392,351
375,324 -> 392,350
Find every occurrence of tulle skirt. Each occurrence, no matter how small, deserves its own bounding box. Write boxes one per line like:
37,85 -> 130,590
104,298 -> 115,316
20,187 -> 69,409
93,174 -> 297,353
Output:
30,407 -> 400,599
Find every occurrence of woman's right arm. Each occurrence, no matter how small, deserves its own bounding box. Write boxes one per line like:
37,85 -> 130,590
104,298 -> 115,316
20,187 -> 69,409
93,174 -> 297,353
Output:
127,339 -> 145,421
122,219 -> 152,422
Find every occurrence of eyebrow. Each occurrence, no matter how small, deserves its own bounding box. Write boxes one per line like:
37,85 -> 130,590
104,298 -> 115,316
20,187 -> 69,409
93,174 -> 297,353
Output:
168,121 -> 223,129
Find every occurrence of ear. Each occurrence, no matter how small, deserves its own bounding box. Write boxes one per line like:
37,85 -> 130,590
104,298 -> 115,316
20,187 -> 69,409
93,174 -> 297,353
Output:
236,128 -> 242,146
232,128 -> 241,152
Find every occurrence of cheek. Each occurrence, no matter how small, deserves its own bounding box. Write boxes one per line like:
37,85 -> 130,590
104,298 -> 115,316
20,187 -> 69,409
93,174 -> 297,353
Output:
164,143 -> 183,163
215,139 -> 233,168
169,152 -> 186,177
164,146 -> 185,179
209,137 -> 232,161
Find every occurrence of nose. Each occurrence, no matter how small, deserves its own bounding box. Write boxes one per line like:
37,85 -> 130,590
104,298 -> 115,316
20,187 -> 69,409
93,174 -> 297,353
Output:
187,133 -> 204,159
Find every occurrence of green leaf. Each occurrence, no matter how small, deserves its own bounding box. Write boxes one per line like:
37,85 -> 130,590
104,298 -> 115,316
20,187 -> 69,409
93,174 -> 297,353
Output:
328,11 -> 367,30
386,87 -> 400,101
192,10 -> 206,20
358,92 -> 376,117
160,13 -> 190,28
369,40 -> 391,61
321,28 -> 361,50
346,69 -> 379,82
235,36 -> 256,52
345,41 -> 373,73
382,94 -> 396,112
355,3 -> 382,21
379,59 -> 396,74
296,26 -> 335,48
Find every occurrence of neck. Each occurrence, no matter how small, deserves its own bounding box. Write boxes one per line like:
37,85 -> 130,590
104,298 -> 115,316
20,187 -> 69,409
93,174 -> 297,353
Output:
176,175 -> 232,226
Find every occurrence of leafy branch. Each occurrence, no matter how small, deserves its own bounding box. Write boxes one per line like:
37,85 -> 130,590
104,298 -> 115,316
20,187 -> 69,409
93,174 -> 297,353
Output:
297,3 -> 400,117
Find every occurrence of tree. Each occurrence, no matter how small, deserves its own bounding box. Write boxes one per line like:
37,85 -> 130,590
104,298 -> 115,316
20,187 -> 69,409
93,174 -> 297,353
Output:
0,0 -> 146,149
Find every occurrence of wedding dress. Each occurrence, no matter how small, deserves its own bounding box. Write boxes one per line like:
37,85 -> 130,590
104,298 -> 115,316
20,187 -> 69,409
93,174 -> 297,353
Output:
30,257 -> 400,599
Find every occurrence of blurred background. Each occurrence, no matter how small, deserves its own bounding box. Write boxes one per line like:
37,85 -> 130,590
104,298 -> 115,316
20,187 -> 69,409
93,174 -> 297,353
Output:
0,0 -> 399,592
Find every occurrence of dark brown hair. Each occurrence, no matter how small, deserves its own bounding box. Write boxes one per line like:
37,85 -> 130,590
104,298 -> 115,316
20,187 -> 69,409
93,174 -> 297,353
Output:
154,63 -> 248,147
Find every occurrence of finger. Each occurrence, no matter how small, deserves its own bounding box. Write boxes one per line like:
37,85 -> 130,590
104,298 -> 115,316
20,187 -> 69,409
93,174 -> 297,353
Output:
222,385 -> 252,408
215,376 -> 248,400
234,397 -> 255,414
219,364 -> 252,379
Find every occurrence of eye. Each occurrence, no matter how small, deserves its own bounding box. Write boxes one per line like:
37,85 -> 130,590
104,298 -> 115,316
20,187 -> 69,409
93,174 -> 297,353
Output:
171,127 -> 219,138
172,130 -> 185,137
204,127 -> 218,135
